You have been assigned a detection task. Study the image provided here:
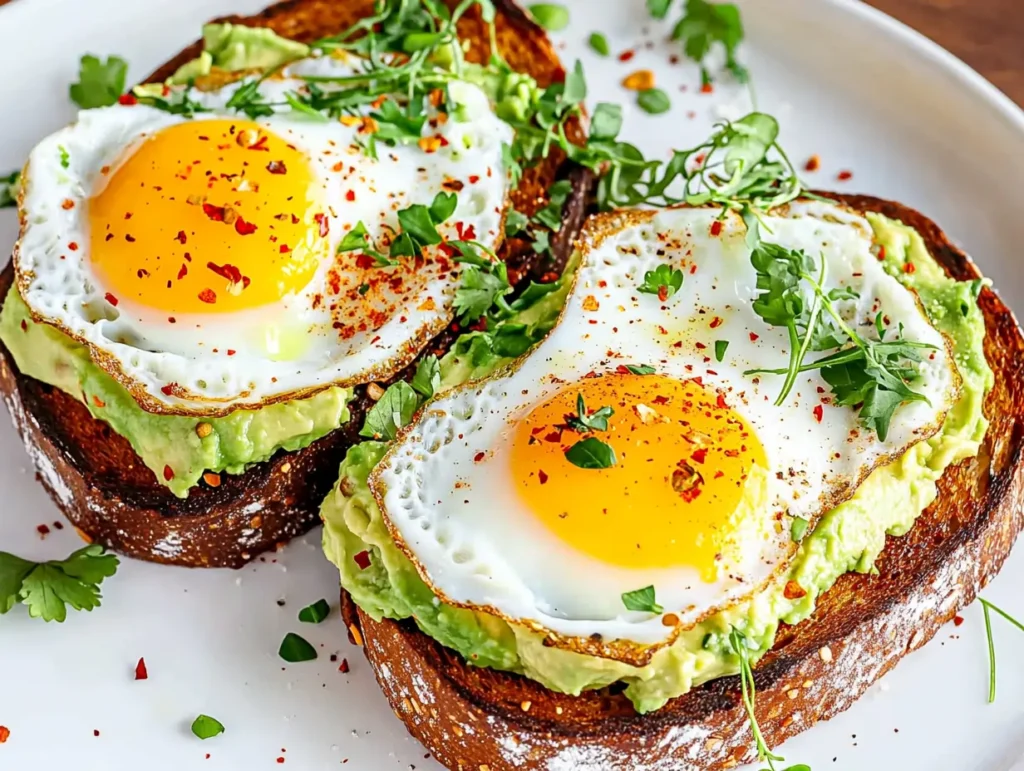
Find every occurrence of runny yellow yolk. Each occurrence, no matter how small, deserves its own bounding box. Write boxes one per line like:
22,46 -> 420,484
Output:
509,372 -> 768,581
89,120 -> 327,315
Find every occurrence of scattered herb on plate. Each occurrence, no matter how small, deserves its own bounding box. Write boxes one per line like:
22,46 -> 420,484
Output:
279,632 -> 318,663
69,54 -> 128,109
622,585 -> 664,614
298,599 -> 331,624
0,544 -> 119,622
191,714 -> 225,740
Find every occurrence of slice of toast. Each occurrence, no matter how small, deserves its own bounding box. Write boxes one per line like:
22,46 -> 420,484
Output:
340,193 -> 1024,770
0,0 -> 593,568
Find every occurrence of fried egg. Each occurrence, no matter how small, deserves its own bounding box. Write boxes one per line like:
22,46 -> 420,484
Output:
14,54 -> 510,415
370,201 -> 960,662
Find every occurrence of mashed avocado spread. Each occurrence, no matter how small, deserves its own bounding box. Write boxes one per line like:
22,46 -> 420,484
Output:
321,214 -> 993,713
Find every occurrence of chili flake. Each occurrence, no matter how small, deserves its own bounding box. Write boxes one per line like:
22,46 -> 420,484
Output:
338,658 -> 350,673
783,581 -> 807,600
234,216 -> 258,236
135,658 -> 148,680
353,551 -> 371,570
198,288 -> 217,304
804,155 -> 821,172
709,220 -> 722,237
266,160 -> 287,175
538,469 -> 549,485
163,465 -> 175,481
0,726 -> 10,743
118,93 -> 137,105
837,169 -> 853,181
812,404 -> 823,423
104,292 -> 119,306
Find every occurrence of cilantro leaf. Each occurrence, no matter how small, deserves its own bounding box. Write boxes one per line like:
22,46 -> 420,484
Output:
0,545 -> 119,622
454,265 -> 511,323
359,381 -> 421,440
69,54 -> 128,108
670,0 -> 747,83
0,170 -> 19,209
622,585 -> 663,614
339,222 -> 372,252
566,393 -> 614,433
411,355 -> 441,399
590,103 -> 623,142
637,263 -> 684,299
564,436 -> 617,469
504,207 -> 529,236
370,98 -> 427,144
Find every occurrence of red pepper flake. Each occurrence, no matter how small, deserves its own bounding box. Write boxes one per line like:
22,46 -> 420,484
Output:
474,451 -> 486,462
709,316 -> 723,329
266,160 -> 287,175
92,394 -> 105,408
716,393 -> 728,410
104,292 -> 119,307
134,658 -> 148,680
0,726 -> 9,744
94,730 -> 101,737
700,81 -> 714,94
202,202 -> 226,222
837,169 -> 853,182
783,580 -> 807,600
538,469 -> 549,485
812,404 -> 824,423
163,465 -> 174,481
355,253 -> 376,270
749,332 -> 759,342
714,470 -> 725,479
455,222 -> 476,241
353,551 -> 371,570
160,384 -> 174,396
691,448 -> 707,464
276,758 -> 285,764
61,198 -> 75,210
345,189 -> 356,202
953,615 -> 965,627
68,241 -> 79,251
877,245 -> 887,261
903,261 -> 916,274
653,395 -> 669,405
657,285 -> 669,303
804,155 -> 821,172
227,350 -> 236,356
338,658 -> 350,673
175,230 -> 187,244
279,244 -> 291,253
618,50 -> 635,62
315,213 -> 330,238
198,288 -> 217,304
118,93 -> 137,105
695,341 -> 706,350
37,524 -> 50,538
177,264 -> 188,280
234,216 -> 258,236
689,264 -> 697,274
543,431 -> 562,443
468,174 -> 480,184
709,220 -> 723,237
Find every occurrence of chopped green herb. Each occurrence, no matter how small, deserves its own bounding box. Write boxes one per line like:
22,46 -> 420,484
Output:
637,88 -> 671,115
453,259 -> 512,323
566,393 -> 614,433
588,32 -> 610,57
411,355 -> 441,399
564,436 -> 617,469
58,146 -> 70,169
357,283 -> 370,296
625,364 -> 656,375
714,339 -> 729,362
279,632 -> 318,663
622,585 -> 663,614
637,263 -> 684,300
0,170 -> 20,209
790,517 -> 808,542
191,714 -> 225,740
528,4 -> 570,32
667,0 -> 748,84
504,207 -> 529,236
0,544 -> 119,622
69,54 -> 128,108
298,599 -> 331,624
359,381 -> 421,441
647,0 -> 673,18
590,103 -> 623,142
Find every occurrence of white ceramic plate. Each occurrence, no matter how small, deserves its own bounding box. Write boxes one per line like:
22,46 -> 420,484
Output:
1,1 -> 1023,769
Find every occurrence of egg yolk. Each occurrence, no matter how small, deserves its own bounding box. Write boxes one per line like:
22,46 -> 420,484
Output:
509,372 -> 768,581
89,120 -> 327,315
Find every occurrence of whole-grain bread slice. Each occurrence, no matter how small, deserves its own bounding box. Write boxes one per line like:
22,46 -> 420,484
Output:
0,0 -> 593,568
339,193 -> 1024,770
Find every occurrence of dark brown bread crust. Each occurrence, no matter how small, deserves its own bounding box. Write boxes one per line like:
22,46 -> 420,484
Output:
0,0 -> 592,568
341,193 -> 1024,770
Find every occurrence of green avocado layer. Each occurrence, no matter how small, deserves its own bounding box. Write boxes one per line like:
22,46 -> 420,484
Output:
0,288 -> 354,498
321,214 -> 993,713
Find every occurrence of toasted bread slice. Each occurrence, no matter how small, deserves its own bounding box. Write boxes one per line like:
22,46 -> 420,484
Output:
0,0 -> 593,568
339,193 -> 1024,770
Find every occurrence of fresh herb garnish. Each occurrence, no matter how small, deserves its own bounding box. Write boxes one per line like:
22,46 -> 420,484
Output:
625,364 -> 656,375
298,599 -> 331,624
652,0 -> 747,85
564,436 -> 618,469
622,585 -> 664,614
566,393 -> 614,433
504,207 -> 529,236
411,354 -> 441,399
637,263 -> 684,300
980,598 -> 1024,703
453,256 -> 513,323
790,517 -> 808,542
715,340 -> 729,362
58,146 -> 70,169
637,87 -> 671,115
191,714 -> 225,740
279,632 -> 318,663
528,3 -> 570,31
0,545 -> 119,622
359,381 -> 421,441
0,170 -> 20,209
392,191 -> 457,258
589,32 -> 611,57
69,54 -> 128,108
729,629 -> 809,770
337,222 -> 395,266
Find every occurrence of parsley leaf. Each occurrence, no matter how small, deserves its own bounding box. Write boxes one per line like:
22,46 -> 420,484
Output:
359,382 -> 421,440
279,632 -> 318,662
0,545 -> 119,622
298,599 -> 331,624
454,263 -> 512,323
566,393 -> 614,433
564,436 -> 617,469
69,54 -> 128,108
411,355 -> 441,399
622,585 -> 663,614
0,170 -> 20,209
637,263 -> 684,299
669,0 -> 747,83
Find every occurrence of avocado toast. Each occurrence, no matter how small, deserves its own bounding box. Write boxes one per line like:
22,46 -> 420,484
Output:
0,0 -> 593,568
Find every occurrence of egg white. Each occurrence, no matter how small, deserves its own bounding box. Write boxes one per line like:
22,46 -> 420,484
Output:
14,54 -> 511,415
371,201 -> 960,654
